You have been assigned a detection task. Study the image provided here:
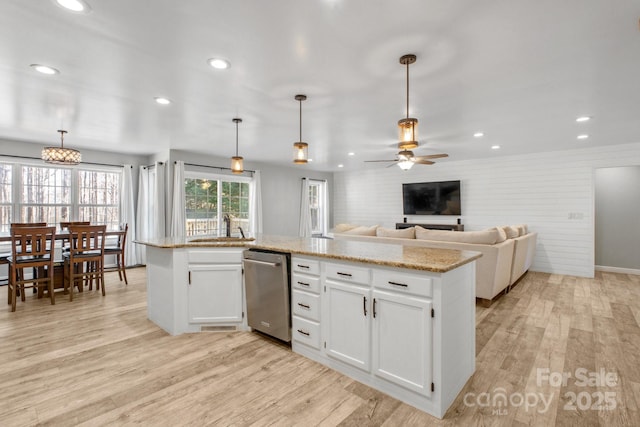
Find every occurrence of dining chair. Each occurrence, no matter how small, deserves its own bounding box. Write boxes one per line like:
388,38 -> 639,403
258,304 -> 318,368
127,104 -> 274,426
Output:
59,221 -> 91,252
7,225 -> 56,311
63,224 -> 106,301
5,223 -> 48,291
104,223 -> 128,285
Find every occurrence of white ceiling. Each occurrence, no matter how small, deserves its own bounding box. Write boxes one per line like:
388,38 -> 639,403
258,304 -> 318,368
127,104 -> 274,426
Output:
1,0 -> 639,171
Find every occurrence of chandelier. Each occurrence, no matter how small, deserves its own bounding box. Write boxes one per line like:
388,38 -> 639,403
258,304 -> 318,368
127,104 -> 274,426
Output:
42,130 -> 81,165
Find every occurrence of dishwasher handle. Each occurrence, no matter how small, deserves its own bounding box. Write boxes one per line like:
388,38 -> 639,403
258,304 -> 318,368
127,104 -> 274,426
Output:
243,258 -> 281,268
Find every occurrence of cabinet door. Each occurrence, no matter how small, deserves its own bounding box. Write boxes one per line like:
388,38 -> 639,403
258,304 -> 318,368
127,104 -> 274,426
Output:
325,280 -> 371,371
372,290 -> 432,396
188,264 -> 243,323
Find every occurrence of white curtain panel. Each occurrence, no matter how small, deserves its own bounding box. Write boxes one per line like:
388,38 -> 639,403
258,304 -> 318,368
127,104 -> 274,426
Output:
250,170 -> 263,235
153,162 -> 166,238
120,165 -> 138,266
170,160 -> 186,237
299,177 -> 312,237
135,166 -> 149,264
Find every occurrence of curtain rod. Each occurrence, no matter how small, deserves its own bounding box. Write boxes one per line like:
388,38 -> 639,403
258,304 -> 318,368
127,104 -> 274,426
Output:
0,154 -> 126,168
177,161 -> 255,174
303,177 -> 327,182
143,161 -> 163,169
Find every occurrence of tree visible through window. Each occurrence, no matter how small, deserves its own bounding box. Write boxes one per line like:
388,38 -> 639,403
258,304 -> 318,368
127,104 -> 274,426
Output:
185,176 -> 250,236
0,164 -> 12,233
309,180 -> 327,236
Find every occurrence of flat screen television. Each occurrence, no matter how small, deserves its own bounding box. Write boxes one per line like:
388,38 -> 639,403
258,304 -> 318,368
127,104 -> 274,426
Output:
402,180 -> 461,215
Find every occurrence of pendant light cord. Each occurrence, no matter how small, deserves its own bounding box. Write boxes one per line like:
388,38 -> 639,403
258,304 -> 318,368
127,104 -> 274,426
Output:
299,98 -> 302,141
406,61 -> 410,119
235,120 -> 239,156
58,130 -> 67,148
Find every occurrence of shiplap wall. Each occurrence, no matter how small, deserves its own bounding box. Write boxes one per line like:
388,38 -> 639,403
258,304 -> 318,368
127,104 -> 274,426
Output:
334,142 -> 640,277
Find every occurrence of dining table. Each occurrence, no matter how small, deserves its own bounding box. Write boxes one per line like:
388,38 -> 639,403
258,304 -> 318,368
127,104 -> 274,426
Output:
0,229 -> 126,295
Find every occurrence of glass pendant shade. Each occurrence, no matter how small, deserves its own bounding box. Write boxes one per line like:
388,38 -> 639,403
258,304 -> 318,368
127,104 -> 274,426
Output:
398,118 -> 418,150
42,130 -> 81,165
293,142 -> 308,164
230,118 -> 244,173
231,156 -> 244,174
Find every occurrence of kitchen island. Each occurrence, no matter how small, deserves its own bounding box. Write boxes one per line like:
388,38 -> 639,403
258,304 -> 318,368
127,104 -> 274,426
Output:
137,234 -> 481,419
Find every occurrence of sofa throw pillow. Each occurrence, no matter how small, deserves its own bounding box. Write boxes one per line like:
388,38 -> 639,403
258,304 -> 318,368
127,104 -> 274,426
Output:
416,226 -> 499,245
333,223 -> 359,233
488,226 -> 507,243
501,225 -> 520,239
376,226 -> 416,239
514,224 -> 528,235
415,226 -> 499,245
343,225 -> 378,236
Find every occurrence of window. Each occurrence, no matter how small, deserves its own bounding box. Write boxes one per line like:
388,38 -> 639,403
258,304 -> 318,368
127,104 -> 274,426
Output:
78,170 -> 120,230
0,163 -> 12,233
309,180 -> 327,236
0,161 -> 122,234
20,166 -> 71,225
185,175 -> 251,236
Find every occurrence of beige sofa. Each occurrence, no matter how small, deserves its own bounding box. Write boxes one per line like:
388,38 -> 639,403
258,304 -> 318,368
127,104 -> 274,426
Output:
332,224 -> 537,305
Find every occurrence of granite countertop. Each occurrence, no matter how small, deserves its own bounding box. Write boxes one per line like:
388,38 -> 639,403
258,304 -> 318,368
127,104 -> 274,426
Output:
136,234 -> 481,273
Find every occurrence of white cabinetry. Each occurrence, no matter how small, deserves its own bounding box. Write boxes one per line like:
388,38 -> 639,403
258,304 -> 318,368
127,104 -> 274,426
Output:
291,257 -> 322,349
187,264 -> 243,323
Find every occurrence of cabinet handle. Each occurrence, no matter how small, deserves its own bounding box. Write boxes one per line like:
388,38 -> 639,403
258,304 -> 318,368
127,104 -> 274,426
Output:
297,302 -> 310,309
297,329 -> 310,336
337,272 -> 352,277
363,296 -> 367,316
188,271 -> 191,285
388,281 -> 408,288
297,281 -> 310,287
297,264 -> 310,269
373,298 -> 377,318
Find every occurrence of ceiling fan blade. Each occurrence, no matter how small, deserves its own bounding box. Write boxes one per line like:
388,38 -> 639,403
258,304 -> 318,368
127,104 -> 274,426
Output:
385,162 -> 399,168
364,160 -> 398,163
414,153 -> 449,160
414,160 -> 435,165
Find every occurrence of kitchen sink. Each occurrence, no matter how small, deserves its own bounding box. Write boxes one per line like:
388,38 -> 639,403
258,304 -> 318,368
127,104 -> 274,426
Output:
188,236 -> 255,242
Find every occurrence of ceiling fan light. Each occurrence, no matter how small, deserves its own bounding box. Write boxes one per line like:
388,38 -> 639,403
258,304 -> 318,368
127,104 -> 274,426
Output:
397,160 -> 414,170
293,142 -> 308,164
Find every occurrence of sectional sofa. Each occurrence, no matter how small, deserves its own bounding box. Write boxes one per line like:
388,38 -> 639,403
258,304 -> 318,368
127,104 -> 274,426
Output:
331,224 -> 537,306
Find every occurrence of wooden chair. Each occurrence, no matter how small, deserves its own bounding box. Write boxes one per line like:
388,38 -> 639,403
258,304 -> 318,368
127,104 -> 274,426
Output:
104,223 -> 128,285
5,223 -> 47,291
59,221 -> 90,252
7,226 -> 56,311
63,225 -> 106,301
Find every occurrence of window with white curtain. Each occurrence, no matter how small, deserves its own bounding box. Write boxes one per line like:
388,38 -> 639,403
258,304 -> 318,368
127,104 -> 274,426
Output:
309,180 -> 327,236
0,161 -> 122,234
184,173 -> 251,236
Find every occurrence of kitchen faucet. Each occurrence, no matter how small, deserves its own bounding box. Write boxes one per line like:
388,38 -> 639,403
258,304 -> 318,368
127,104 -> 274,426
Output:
223,214 -> 231,237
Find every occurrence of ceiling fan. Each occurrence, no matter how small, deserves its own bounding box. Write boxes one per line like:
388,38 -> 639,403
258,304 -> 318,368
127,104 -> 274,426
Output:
365,150 -> 449,170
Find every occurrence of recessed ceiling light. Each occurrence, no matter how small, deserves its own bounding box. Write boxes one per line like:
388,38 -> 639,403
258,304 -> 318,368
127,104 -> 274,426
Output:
491,145 -> 500,150
30,64 -> 59,75
348,152 -> 355,156
473,132 -> 484,138
577,134 -> 589,140
338,164 -> 344,168
308,158 -> 313,162
576,116 -> 591,123
54,0 -> 91,13
208,58 -> 230,70
154,97 -> 171,105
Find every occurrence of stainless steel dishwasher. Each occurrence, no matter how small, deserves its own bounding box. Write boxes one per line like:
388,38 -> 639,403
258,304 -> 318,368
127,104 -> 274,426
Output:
242,249 -> 291,342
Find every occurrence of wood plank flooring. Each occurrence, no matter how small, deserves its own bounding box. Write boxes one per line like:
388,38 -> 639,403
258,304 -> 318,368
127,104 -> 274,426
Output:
1,268 -> 639,426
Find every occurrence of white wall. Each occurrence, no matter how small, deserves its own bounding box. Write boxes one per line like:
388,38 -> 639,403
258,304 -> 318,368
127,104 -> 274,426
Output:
334,142 -> 640,277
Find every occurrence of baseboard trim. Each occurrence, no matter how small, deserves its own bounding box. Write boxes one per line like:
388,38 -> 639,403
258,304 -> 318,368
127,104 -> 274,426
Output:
595,265 -> 640,276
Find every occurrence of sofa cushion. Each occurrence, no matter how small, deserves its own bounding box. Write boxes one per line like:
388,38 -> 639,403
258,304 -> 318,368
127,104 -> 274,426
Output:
376,226 -> 415,239
514,224 -> 528,235
333,223 -> 359,233
415,226 -> 500,245
501,225 -> 520,239
343,225 -> 378,236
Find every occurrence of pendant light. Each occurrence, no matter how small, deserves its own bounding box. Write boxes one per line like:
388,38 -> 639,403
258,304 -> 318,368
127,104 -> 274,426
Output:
231,118 -> 243,174
398,54 -> 419,151
293,94 -> 308,164
42,129 -> 81,165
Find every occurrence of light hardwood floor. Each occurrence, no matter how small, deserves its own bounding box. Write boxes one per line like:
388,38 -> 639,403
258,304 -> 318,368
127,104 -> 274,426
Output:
1,268 -> 639,426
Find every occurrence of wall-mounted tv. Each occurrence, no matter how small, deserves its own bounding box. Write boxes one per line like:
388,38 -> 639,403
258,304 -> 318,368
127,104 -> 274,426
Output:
402,180 -> 461,215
